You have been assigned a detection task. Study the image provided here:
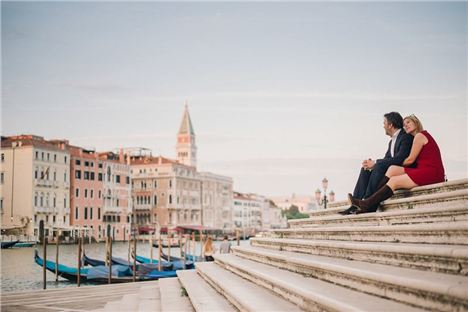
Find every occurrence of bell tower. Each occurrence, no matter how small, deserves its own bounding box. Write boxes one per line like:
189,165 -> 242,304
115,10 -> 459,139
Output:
176,103 -> 197,168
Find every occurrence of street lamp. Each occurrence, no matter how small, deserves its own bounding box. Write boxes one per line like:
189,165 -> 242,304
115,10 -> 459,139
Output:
314,178 -> 329,209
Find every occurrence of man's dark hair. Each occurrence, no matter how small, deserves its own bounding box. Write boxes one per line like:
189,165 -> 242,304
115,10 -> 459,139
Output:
384,112 -> 403,129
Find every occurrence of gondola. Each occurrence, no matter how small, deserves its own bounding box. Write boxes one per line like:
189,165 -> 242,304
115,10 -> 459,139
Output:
160,252 -> 195,270
1,240 -> 19,249
83,253 -> 173,272
34,250 -> 133,283
14,242 -> 35,248
35,250 -> 178,282
152,241 -> 180,248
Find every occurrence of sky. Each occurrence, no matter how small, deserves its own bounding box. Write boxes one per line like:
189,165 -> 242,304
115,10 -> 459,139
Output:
2,1 -> 467,200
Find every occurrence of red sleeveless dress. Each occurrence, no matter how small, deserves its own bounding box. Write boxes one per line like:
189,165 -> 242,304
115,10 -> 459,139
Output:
404,131 -> 445,186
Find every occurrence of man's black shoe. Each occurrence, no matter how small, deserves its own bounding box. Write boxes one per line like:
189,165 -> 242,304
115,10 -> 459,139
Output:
338,206 -> 358,215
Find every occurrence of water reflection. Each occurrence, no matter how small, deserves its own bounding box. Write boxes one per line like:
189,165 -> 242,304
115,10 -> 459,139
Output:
1,239 -> 248,293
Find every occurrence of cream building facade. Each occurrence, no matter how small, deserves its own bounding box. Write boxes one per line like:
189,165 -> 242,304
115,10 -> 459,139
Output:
198,172 -> 233,231
1,135 -> 71,238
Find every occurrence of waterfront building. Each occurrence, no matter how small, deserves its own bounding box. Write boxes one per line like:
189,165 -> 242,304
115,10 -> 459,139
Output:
68,145 -> 104,242
98,150 -> 132,241
130,154 -> 201,230
198,171 -> 233,232
0,135 -> 71,238
233,192 -> 263,236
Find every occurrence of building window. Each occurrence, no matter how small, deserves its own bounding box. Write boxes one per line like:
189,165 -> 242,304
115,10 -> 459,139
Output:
84,189 -> 88,198
75,159 -> 81,166
34,195 -> 38,206
116,199 -> 119,207
84,207 -> 88,220
84,161 -> 89,167
53,171 -> 56,181
98,208 -> 101,220
99,190 -> 101,198
54,154 -> 57,162
53,215 -> 56,223
126,176 -> 130,184
98,173 -> 103,181
1,153 -> 4,162
64,197 -> 67,208
116,175 -> 121,183
0,172 -> 4,184
90,162 -> 94,167
169,180 -> 172,188
90,172 -> 95,180
35,169 -> 38,179
84,171 -> 89,180
90,190 -> 94,198
154,195 -> 157,205
35,151 -> 39,159
64,172 -> 67,182
75,188 -> 79,198
40,196 -> 43,207
47,153 -> 50,161
90,207 -> 93,220
98,163 -> 103,169
53,197 -> 56,208
42,152 -> 44,160
169,195 -> 172,204
75,207 -> 78,220
64,156 -> 67,163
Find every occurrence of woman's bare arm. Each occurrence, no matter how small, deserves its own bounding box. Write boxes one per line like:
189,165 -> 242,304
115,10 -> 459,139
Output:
403,133 -> 426,166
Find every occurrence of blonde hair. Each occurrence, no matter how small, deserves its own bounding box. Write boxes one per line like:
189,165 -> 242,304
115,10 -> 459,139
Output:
204,236 -> 214,253
404,114 -> 424,133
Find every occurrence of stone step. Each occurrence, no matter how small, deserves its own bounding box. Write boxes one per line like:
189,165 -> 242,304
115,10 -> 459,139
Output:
306,179 -> 468,218
103,293 -> 141,311
289,202 -> 468,229
159,277 -> 194,312
228,246 -> 468,312
138,285 -> 161,312
211,254 -> 424,312
195,261 -> 301,312
250,237 -> 468,275
272,221 -> 468,244
177,269 -> 237,312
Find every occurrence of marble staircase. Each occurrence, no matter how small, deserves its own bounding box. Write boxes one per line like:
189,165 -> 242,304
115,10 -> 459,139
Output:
97,178 -> 468,311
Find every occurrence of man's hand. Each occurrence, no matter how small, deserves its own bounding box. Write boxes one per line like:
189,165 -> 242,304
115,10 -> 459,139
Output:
362,158 -> 375,170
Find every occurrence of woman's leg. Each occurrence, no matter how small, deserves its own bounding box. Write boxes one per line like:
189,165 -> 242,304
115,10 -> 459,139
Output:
387,174 -> 418,191
386,165 -> 405,177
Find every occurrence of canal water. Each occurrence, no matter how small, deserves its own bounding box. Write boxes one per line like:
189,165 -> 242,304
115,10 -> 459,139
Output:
1,239 -> 249,293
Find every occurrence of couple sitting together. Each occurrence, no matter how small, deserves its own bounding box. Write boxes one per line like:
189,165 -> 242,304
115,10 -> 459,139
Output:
340,112 -> 445,215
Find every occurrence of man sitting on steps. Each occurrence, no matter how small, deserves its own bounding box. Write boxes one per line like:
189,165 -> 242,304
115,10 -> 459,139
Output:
339,112 -> 414,215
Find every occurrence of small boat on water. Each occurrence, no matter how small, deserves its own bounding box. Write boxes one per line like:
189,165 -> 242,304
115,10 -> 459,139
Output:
14,242 -> 35,248
34,250 -> 133,283
35,250 -> 177,283
83,253 -> 174,272
1,240 -> 19,249
152,241 -> 180,248
160,252 -> 195,270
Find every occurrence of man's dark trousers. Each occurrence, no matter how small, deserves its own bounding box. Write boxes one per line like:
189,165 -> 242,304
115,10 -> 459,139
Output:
353,162 -> 388,200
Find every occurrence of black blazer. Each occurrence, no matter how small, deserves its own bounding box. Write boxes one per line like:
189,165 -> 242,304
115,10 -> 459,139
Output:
376,130 -> 413,169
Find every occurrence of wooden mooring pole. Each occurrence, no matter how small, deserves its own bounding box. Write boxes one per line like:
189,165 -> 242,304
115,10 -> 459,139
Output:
158,237 -> 162,272
77,235 -> 82,287
43,236 -> 47,290
55,230 -> 59,282
132,238 -> 137,282
108,236 -> 112,284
